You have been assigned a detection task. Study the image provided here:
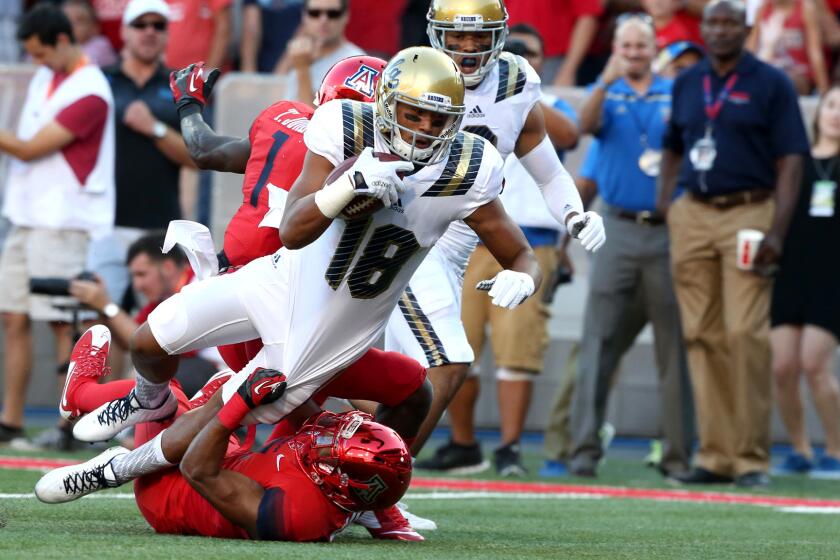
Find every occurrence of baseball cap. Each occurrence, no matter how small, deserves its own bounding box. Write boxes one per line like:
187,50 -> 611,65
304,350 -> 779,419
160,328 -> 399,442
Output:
122,0 -> 171,26
653,41 -> 704,73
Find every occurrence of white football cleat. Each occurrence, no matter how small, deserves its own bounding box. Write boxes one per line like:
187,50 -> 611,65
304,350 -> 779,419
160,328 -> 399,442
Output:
356,505 -> 424,541
60,325 -> 112,421
397,501 -> 437,531
35,446 -> 128,503
73,389 -> 178,442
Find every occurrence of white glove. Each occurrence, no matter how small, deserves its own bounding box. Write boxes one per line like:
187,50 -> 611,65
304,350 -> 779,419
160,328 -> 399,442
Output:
350,147 -> 413,208
479,270 -> 535,310
568,211 -> 606,252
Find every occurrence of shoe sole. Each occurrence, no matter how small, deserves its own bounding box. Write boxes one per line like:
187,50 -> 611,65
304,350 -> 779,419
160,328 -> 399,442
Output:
60,326 -> 111,421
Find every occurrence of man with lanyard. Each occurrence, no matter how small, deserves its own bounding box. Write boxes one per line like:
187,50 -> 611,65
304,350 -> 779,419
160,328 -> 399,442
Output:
657,0 -> 809,488
565,14 -> 693,479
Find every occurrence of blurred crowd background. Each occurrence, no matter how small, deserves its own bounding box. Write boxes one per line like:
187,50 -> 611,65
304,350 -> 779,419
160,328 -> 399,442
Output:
0,0 -> 839,489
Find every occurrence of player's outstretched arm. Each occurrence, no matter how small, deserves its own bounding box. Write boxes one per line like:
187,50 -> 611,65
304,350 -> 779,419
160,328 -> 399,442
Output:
181,368 -> 287,538
170,62 -> 251,173
279,150 -> 338,249
465,199 -> 543,309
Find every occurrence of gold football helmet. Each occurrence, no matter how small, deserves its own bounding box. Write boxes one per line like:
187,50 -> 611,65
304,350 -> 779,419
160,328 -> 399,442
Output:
427,0 -> 508,87
375,46 -> 466,166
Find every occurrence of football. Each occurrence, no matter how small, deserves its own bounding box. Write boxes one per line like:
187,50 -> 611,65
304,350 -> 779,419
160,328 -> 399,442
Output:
325,152 -> 407,220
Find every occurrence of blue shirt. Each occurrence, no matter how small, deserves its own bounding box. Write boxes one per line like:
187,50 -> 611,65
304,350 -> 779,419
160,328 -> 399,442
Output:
552,96 -> 578,162
663,52 -> 809,195
579,139 -> 600,181
594,75 -> 673,211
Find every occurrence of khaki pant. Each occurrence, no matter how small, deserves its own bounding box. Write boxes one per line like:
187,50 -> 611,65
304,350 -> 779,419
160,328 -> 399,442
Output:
668,195 -> 774,476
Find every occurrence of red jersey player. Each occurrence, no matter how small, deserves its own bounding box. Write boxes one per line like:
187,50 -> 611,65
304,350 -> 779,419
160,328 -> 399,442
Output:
36,325 -> 413,543
169,56 -> 387,371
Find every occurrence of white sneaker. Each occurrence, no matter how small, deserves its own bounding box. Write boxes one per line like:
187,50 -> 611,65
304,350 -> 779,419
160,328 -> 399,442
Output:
397,501 -> 437,531
35,446 -> 128,503
73,390 -> 178,442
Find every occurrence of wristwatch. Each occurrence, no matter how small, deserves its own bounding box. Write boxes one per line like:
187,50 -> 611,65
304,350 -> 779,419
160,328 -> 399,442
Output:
102,302 -> 120,319
152,121 -> 167,139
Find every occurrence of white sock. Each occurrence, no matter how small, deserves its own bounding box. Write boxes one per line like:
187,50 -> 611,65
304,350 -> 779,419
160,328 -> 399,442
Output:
110,433 -> 173,483
133,375 -> 171,408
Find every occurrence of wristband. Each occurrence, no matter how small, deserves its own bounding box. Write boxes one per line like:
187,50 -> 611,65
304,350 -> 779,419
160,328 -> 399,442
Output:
314,170 -> 356,218
216,393 -> 250,430
176,101 -> 202,120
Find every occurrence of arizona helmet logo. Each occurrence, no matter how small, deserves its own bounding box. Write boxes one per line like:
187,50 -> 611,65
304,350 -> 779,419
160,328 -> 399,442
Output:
352,474 -> 389,505
343,64 -> 380,99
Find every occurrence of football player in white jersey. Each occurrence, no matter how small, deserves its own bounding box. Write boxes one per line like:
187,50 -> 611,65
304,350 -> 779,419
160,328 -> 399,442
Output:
384,0 -> 607,465
72,46 -> 541,494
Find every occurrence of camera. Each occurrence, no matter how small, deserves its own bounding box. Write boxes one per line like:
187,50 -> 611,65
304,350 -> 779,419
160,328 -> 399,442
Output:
30,271 -> 97,296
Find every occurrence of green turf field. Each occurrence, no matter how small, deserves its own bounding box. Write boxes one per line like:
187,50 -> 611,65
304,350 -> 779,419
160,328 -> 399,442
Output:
3,445 -> 840,560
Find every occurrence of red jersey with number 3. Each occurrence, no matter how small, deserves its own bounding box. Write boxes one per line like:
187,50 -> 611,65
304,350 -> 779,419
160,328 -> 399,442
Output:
223,100 -> 314,268
136,436 -> 352,542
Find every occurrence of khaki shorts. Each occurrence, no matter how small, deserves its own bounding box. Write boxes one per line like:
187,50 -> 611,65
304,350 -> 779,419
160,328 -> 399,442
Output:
461,244 -> 556,373
0,226 -> 90,321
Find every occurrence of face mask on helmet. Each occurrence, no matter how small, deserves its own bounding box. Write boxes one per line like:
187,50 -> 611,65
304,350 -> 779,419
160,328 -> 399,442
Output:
380,96 -> 462,165
294,412 -> 412,512
427,0 -> 508,87
314,55 -> 388,106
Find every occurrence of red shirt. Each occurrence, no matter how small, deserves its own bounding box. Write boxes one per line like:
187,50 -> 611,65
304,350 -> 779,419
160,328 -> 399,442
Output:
54,94 -> 108,185
92,0 -> 131,52
346,0 -> 407,57
656,11 -> 703,50
223,100 -> 313,267
507,0 -> 603,57
164,0 -> 232,69
139,437 -> 352,542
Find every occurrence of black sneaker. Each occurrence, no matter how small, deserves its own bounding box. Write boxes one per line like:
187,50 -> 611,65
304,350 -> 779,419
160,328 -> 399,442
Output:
0,422 -> 25,445
494,441 -> 527,477
735,471 -> 770,489
668,467 -> 734,485
415,440 -> 490,474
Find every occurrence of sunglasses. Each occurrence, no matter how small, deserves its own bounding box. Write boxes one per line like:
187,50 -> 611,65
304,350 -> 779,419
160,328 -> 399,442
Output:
130,20 -> 167,31
616,12 -> 655,28
306,8 -> 344,19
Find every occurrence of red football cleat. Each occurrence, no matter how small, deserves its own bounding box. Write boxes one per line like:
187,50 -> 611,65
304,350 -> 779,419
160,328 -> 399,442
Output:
188,369 -> 234,410
60,325 -> 112,421
356,505 -> 425,541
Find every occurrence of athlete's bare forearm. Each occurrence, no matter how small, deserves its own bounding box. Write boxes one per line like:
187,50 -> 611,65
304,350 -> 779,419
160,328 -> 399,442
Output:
180,113 -> 251,173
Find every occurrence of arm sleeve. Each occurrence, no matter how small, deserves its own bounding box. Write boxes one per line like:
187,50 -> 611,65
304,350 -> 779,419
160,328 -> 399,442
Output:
769,74 -> 810,157
54,95 -> 108,140
518,134 -> 585,224
303,100 -> 345,166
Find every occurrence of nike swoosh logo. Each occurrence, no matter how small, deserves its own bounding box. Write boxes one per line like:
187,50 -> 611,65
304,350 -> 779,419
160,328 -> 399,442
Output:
189,68 -> 202,93
254,379 -> 284,396
276,453 -> 284,471
61,361 -> 75,407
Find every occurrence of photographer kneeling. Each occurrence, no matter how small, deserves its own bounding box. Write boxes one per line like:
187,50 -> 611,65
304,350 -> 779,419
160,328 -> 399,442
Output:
71,232 -> 221,398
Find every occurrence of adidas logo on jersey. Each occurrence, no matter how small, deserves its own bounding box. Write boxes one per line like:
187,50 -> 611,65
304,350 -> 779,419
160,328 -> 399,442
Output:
389,198 -> 405,214
467,105 -> 485,118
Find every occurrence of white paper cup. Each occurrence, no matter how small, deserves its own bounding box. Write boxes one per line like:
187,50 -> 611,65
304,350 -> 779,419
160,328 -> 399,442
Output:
736,229 -> 764,270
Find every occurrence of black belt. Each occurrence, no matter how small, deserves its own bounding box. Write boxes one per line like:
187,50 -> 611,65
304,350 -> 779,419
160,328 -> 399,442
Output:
615,209 -> 666,226
689,188 -> 771,209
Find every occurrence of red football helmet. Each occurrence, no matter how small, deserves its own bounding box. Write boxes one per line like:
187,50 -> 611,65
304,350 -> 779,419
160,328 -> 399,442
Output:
314,55 -> 388,106
294,411 -> 412,512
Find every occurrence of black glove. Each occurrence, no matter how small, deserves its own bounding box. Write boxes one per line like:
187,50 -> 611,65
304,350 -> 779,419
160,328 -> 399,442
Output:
169,62 -> 220,118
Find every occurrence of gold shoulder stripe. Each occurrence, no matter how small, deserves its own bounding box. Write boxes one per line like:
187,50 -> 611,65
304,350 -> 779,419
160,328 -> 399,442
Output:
341,101 -> 375,159
495,52 -> 527,103
422,132 -> 485,197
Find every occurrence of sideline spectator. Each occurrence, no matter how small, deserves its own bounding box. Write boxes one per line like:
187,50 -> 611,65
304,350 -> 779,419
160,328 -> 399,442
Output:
507,0 -> 603,86
658,0 -> 809,488
770,85 -> 840,478
164,0 -> 231,70
424,24 -> 579,477
239,0 -> 303,73
568,15 -> 693,478
275,0 -> 363,105
90,0 -> 131,52
345,0 -> 407,59
654,40 -> 705,76
70,233 -> 221,397
62,0 -> 118,66
0,4 -> 115,445
747,0 -> 828,94
642,0 -> 704,49
95,0 -> 193,316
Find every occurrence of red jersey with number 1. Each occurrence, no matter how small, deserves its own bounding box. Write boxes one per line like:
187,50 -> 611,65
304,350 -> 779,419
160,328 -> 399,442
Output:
223,100 -> 314,268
